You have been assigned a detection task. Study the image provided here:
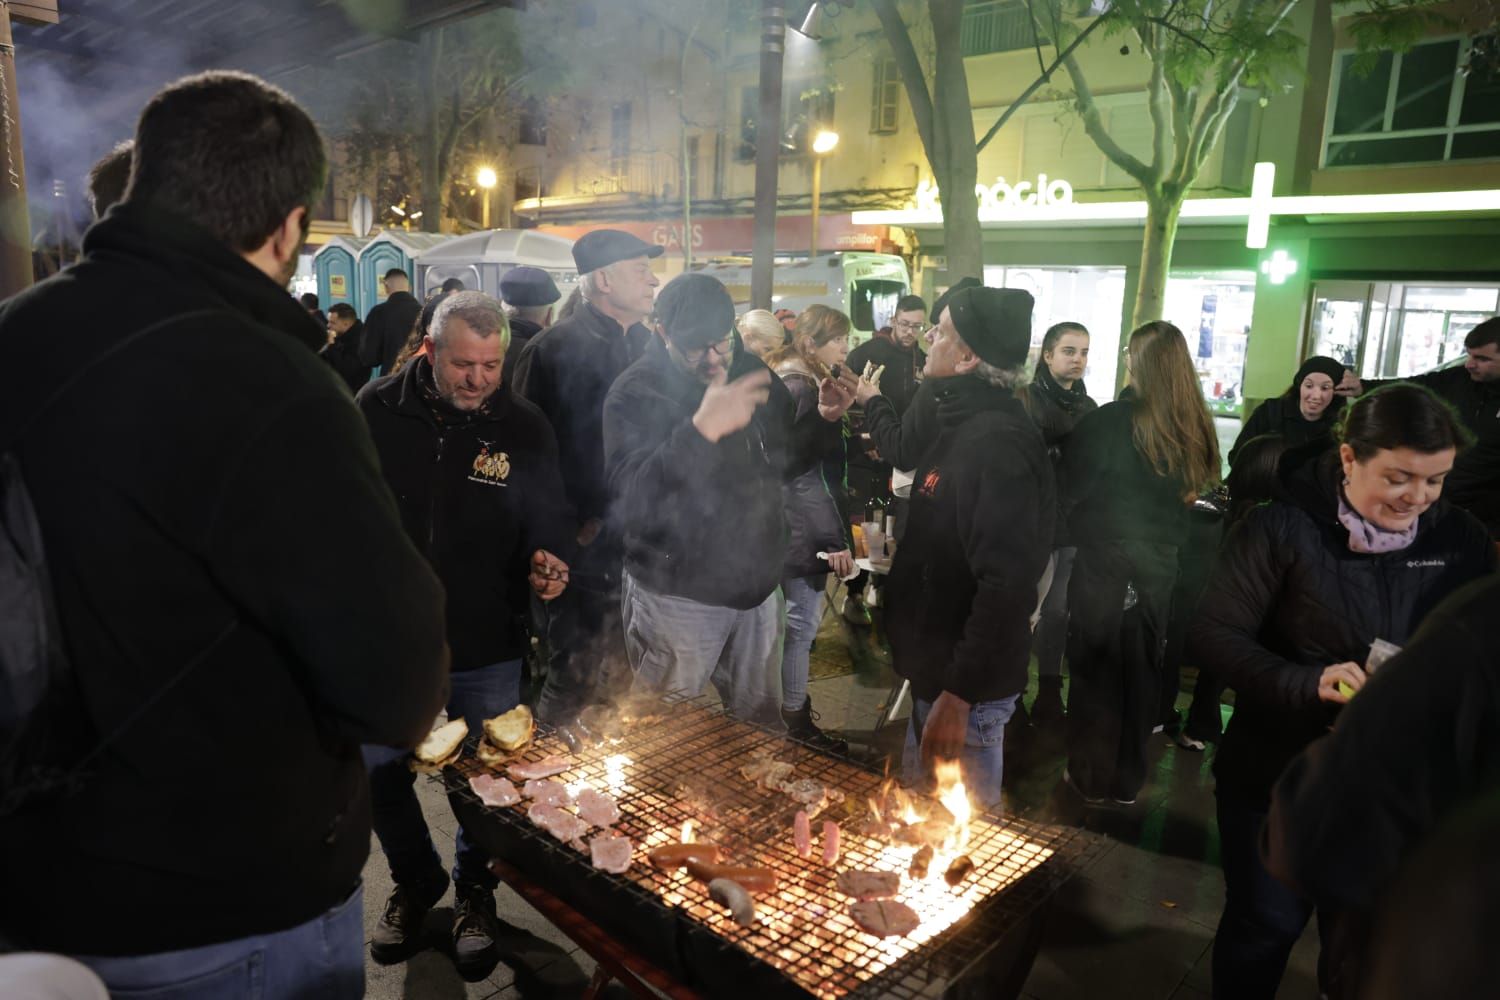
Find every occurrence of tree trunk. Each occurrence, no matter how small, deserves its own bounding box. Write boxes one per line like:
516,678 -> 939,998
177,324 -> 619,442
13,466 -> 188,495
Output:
930,0 -> 983,281
1132,194 -> 1182,328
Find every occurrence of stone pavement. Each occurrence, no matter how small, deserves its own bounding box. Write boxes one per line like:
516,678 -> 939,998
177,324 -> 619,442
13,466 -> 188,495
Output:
360,595 -> 1319,1000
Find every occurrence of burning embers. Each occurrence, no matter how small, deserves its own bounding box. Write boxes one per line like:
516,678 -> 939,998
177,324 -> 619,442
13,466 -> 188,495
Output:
447,697 -> 1063,999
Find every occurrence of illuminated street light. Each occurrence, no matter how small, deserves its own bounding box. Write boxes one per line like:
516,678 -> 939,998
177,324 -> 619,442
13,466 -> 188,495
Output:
810,128 -> 839,259
476,166 -> 498,229
792,1 -> 824,41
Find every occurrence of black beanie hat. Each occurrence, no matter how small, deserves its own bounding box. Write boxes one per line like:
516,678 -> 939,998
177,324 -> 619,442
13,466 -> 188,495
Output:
1288,355 -> 1346,396
930,276 -> 982,324
947,287 -> 1035,369
655,272 -> 736,350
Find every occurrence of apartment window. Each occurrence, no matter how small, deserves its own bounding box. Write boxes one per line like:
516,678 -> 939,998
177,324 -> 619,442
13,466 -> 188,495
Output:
1324,35 -> 1500,167
870,56 -> 900,134
610,102 -> 631,174
960,1 -> 1045,57
518,99 -> 548,147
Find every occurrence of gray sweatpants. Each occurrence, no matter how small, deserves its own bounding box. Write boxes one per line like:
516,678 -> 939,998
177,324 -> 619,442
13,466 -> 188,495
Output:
621,571 -> 785,726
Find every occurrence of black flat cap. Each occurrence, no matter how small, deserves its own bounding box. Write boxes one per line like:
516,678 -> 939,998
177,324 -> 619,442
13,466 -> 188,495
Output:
948,287 -> 1034,370
572,229 -> 665,275
499,266 -> 561,307
655,272 -> 736,350
930,276 -> 982,324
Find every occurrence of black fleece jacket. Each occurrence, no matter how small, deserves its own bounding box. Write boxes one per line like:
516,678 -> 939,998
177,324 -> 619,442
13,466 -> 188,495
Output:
1228,395 -> 1340,466
1189,448 -> 1496,806
0,203 -> 449,956
885,376 -> 1055,704
604,339 -> 795,609
1263,574 -> 1500,912
356,359 -> 571,670
1061,399 -> 1190,549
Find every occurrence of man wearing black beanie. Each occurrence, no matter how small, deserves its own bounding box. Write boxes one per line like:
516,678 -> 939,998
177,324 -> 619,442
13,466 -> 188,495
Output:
878,286 -> 1056,810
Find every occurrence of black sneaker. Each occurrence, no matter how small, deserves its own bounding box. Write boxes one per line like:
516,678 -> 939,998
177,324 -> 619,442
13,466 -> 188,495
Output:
452,883 -> 501,980
370,881 -> 444,964
782,699 -> 850,755
1031,683 -> 1066,726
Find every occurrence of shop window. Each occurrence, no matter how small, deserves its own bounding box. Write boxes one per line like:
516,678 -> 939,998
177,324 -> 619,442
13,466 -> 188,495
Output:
1324,36 -> 1500,166
1310,282 -> 1500,379
870,57 -> 900,135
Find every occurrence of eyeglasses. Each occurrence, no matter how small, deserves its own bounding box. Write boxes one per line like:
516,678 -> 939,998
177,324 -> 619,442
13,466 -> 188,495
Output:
679,334 -> 735,363
893,320 -> 927,334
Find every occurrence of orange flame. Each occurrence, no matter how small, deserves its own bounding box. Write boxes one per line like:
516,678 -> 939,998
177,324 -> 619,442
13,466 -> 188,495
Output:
933,759 -> 972,854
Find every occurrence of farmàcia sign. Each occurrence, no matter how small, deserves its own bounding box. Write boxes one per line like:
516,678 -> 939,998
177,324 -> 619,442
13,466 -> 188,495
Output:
914,175 -> 1075,213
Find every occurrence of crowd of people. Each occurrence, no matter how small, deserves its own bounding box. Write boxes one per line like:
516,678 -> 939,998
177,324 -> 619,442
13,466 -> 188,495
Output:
0,69 -> 1496,1000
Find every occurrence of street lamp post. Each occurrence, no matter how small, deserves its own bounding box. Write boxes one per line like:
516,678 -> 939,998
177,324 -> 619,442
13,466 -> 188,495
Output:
809,128 -> 838,260
750,0 -> 786,311
476,166 -> 498,230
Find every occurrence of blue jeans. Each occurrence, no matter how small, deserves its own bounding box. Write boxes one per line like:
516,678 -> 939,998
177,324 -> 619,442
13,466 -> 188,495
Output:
1212,789 -> 1327,999
362,659 -> 522,893
902,694 -> 1018,812
621,571 -> 784,726
780,574 -> 824,713
76,883 -> 363,999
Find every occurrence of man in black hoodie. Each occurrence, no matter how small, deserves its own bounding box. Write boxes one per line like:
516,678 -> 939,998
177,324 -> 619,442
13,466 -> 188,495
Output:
604,273 -> 851,724
361,267 -> 422,377
319,302 -> 367,393
877,287 -> 1055,810
356,291 -> 570,977
0,71 -> 448,996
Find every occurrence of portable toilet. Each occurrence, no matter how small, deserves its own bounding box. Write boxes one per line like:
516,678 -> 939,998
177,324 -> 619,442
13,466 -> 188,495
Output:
312,235 -> 371,314
357,231 -> 452,318
414,229 -> 578,304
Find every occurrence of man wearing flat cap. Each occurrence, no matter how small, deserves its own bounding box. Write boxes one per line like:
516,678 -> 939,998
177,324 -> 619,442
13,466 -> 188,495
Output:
876,286 -> 1055,810
604,273 -> 852,724
499,265 -> 561,375
512,230 -> 662,725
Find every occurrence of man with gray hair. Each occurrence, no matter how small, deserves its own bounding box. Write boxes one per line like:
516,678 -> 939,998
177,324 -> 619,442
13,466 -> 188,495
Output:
867,287 -> 1055,811
512,229 -> 662,726
355,290 -> 572,977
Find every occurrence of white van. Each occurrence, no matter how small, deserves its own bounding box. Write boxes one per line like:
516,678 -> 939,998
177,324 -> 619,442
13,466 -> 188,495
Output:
694,252 -> 911,343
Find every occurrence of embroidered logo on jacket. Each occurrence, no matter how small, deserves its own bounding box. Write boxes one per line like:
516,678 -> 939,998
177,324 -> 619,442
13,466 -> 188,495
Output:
469,445 -> 511,486
917,468 -> 941,498
1405,558 -> 1444,568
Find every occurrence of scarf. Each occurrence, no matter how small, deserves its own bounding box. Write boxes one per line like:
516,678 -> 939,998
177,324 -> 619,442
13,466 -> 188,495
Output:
1338,488 -> 1419,554
415,356 -> 494,425
1029,362 -> 1091,416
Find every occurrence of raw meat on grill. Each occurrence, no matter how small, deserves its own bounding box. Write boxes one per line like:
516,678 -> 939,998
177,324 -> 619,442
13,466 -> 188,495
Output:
528,803 -> 588,842
523,778 -> 571,806
822,821 -> 840,865
469,774 -> 520,808
575,788 -> 620,828
836,869 -> 902,900
508,756 -> 573,781
589,834 -> 633,874
784,779 -> 826,805
850,899 -> 920,937
794,810 -> 812,858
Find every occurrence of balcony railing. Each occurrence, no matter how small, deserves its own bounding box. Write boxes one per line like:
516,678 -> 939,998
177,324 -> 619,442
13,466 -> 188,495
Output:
961,1 -> 1043,57
571,151 -> 681,199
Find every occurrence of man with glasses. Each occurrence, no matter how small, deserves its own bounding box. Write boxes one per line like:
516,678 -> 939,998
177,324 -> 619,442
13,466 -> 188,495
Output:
603,273 -> 852,722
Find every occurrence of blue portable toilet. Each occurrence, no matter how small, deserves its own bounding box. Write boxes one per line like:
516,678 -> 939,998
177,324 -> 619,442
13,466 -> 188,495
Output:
312,236 -> 371,314
357,232 -> 451,319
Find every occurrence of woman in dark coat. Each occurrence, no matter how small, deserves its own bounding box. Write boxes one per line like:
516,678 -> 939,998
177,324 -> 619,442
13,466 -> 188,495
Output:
767,305 -> 854,749
1227,355 -> 1347,466
1188,384 -> 1496,1000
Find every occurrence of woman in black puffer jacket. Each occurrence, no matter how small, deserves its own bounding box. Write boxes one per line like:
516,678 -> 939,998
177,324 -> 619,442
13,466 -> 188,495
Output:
768,305 -> 854,751
1189,384 -> 1496,1000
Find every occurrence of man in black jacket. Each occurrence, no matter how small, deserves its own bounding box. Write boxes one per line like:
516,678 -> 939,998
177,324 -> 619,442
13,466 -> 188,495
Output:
604,273 -> 850,724
319,302 -> 366,393
1342,315 -> 1500,537
499,264 -> 560,375
356,291 -> 570,977
513,230 -> 661,725
361,267 -> 422,378
881,287 -> 1054,810
0,71 -> 448,996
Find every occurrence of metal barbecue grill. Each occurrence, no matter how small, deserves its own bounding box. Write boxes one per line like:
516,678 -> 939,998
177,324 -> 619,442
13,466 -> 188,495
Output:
441,693 -> 1098,999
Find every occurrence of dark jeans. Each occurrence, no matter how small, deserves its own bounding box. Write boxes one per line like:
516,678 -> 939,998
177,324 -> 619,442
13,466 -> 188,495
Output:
1032,547 -> 1076,682
363,659 -> 522,893
1160,513 -> 1226,737
1064,540 -> 1177,801
533,543 -> 629,726
1212,789 -> 1327,1000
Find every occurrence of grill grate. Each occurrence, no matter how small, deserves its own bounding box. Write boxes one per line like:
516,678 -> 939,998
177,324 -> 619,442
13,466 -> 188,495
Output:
440,694 -> 1099,999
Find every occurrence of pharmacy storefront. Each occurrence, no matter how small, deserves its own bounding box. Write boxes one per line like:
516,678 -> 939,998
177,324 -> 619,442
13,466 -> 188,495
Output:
856,175 -> 1500,414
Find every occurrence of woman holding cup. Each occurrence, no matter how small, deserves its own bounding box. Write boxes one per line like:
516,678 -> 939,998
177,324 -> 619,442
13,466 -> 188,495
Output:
1188,383 -> 1496,1000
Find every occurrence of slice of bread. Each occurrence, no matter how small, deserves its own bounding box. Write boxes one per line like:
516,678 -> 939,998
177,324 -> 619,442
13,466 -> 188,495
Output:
475,739 -> 510,769
414,718 -> 469,764
483,705 -> 534,752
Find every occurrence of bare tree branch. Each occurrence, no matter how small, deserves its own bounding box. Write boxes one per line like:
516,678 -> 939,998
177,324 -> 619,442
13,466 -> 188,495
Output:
1145,26 -> 1173,174
975,9 -> 1110,153
872,0 -> 936,157
1061,53 -> 1155,186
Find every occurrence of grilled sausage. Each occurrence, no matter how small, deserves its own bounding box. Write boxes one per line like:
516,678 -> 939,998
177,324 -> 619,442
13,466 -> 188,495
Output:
709,878 -> 756,926
647,842 -> 722,869
684,859 -> 779,893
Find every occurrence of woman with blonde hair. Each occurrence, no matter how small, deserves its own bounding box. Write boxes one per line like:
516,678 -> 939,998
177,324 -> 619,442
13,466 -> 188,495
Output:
737,308 -> 787,360
1059,320 -> 1220,806
768,304 -> 856,750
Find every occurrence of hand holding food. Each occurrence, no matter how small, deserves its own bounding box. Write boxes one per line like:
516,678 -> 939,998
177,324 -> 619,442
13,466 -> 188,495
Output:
694,368 -> 772,442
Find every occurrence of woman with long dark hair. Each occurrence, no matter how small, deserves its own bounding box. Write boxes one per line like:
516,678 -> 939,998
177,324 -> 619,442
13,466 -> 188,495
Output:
766,304 -> 854,749
1059,321 -> 1220,805
1190,383 -> 1495,999
1228,355 -> 1347,466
